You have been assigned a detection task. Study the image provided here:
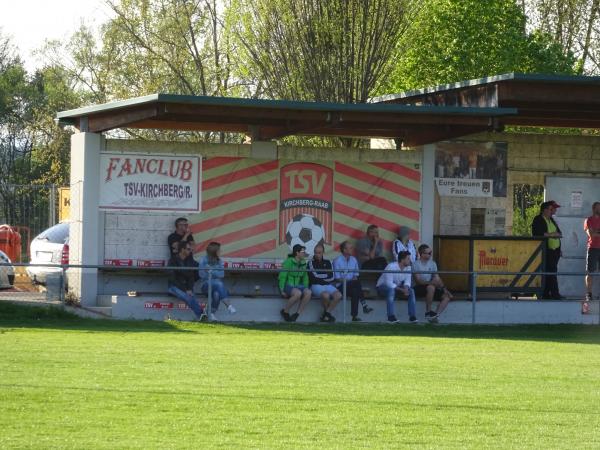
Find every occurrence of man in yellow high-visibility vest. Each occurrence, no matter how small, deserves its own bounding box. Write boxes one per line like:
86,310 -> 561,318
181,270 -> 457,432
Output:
531,200 -> 563,300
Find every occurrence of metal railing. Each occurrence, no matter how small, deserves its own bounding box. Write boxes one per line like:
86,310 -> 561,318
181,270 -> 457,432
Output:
1,262 -> 598,323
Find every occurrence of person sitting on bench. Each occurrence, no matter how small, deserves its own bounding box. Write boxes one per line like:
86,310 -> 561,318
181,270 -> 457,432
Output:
308,243 -> 341,323
392,225 -> 418,263
198,242 -> 236,321
279,244 -> 312,322
376,250 -> 417,323
355,224 -> 388,271
412,244 -> 452,323
333,240 -> 373,322
167,241 -> 205,321
167,217 -> 196,264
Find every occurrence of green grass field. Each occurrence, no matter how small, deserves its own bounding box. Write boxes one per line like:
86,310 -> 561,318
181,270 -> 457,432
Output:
1,302 -> 599,449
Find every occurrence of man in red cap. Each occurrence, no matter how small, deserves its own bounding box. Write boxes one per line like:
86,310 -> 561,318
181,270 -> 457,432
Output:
531,200 -> 564,299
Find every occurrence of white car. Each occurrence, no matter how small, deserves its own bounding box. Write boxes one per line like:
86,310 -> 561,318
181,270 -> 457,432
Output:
0,250 -> 15,288
27,222 -> 70,285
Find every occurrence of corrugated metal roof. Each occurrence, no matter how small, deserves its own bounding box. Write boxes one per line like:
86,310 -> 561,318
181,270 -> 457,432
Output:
370,72 -> 600,104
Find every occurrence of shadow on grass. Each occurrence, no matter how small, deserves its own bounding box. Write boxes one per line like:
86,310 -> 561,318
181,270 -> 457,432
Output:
220,321 -> 600,345
2,382 -> 598,416
0,302 -> 188,333
2,302 -> 599,345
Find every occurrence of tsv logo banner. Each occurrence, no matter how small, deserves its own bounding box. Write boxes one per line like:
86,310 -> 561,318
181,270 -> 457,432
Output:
279,162 -> 333,251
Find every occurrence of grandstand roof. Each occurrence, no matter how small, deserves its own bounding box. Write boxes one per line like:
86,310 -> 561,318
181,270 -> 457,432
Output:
371,72 -> 600,129
57,73 -> 600,146
56,93 -> 516,146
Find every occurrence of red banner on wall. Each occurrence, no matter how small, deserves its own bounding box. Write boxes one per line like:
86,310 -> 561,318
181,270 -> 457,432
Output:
279,163 -> 333,249
190,158 -> 420,259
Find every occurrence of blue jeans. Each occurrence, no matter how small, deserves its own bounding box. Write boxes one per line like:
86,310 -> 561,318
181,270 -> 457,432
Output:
168,286 -> 204,318
377,285 -> 416,318
201,279 -> 229,312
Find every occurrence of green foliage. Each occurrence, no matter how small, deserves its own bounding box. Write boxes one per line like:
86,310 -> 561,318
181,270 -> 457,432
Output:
63,0 -> 242,100
232,0 -> 416,146
0,58 -> 80,187
513,184 -> 544,236
383,0 -> 577,93
524,0 -> 600,75
522,29 -> 577,74
27,66 -> 83,185
0,42 -> 37,186
0,40 -> 33,129
2,304 -> 600,448
0,32 -> 84,239
42,0 -> 246,142
234,0 -> 416,103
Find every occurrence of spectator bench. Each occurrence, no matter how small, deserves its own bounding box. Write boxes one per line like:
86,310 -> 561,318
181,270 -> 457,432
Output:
96,267 -> 599,324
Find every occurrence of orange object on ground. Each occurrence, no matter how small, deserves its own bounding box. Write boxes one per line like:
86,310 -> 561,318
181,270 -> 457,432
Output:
0,224 -> 22,262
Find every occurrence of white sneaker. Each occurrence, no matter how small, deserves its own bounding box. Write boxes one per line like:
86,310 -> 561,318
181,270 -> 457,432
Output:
227,304 -> 236,314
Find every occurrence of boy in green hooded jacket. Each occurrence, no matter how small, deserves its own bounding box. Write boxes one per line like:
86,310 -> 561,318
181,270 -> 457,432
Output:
279,244 -> 312,322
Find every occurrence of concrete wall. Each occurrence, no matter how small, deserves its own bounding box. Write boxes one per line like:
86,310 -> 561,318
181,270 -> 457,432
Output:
106,138 -> 422,164
104,212 -> 177,262
415,132 -> 600,236
102,138 -> 422,264
74,132 -> 600,306
103,294 -> 600,325
72,137 -> 421,304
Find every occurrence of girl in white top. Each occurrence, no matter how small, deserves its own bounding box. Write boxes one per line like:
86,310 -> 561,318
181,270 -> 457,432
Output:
392,225 -> 418,263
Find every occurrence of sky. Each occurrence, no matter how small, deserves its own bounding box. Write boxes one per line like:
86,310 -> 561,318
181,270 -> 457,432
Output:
0,0 -> 112,71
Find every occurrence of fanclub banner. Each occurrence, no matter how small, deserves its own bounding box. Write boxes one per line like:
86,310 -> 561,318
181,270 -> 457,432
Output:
99,153 -> 201,211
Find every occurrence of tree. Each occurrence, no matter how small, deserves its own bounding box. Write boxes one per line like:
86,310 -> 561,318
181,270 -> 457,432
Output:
0,35 -> 34,186
1,31 -> 82,240
524,0 -> 600,74
513,184 -> 543,236
233,0 -> 417,103
42,0 -> 245,142
28,65 -> 83,186
384,0 -> 576,93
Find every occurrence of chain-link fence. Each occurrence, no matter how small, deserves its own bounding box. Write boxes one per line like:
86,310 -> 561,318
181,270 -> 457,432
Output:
0,184 -> 59,262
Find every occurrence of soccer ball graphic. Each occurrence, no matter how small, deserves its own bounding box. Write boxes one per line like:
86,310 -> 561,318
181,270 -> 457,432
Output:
285,214 -> 325,256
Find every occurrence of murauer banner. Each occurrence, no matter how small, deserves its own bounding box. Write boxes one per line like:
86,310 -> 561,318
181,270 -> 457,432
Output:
99,153 -> 201,211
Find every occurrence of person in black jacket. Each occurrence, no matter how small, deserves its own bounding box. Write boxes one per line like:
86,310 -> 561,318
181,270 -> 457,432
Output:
167,217 -> 196,265
531,200 -> 564,299
167,241 -> 205,320
308,244 -> 341,322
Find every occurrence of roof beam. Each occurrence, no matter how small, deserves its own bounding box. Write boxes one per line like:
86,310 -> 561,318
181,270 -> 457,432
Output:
86,104 -> 160,133
498,82 -> 600,105
127,119 -> 247,133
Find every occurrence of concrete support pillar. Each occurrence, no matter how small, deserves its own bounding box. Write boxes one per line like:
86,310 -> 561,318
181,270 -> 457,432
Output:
67,133 -> 103,306
421,144 -> 435,246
